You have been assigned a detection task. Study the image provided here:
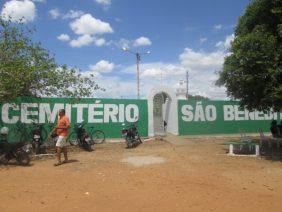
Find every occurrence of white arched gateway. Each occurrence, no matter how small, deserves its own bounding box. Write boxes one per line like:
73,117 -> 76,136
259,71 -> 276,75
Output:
147,86 -> 179,137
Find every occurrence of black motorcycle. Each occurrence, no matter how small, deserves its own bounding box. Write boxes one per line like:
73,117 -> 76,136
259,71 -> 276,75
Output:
67,122 -> 93,151
121,121 -> 142,148
31,123 -> 47,154
0,127 -> 32,166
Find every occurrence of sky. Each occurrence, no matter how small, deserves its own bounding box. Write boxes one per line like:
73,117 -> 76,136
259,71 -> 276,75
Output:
0,0 -> 251,99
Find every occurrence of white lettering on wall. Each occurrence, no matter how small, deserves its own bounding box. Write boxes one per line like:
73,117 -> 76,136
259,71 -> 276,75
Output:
125,104 -> 139,122
118,104 -> 125,122
21,103 -> 38,123
223,105 -> 234,121
104,104 -> 118,123
234,105 -> 245,121
2,103 -> 19,124
73,104 -> 88,123
255,111 -> 264,120
88,104 -> 103,123
194,102 -> 205,121
181,105 -> 193,122
205,105 -> 217,121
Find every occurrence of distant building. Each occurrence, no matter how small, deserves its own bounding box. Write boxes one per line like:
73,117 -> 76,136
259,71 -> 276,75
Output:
176,80 -> 187,100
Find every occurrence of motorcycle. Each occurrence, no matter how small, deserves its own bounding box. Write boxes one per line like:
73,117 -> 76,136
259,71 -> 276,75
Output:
121,121 -> 142,148
31,123 -> 47,154
68,122 -> 93,151
0,127 -> 32,166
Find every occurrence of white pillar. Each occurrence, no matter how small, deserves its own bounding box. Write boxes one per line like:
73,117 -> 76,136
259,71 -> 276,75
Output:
228,144 -> 234,155
255,145 -> 260,156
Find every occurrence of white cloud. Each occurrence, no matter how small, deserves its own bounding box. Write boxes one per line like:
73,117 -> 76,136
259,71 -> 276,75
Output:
95,75 -> 136,99
141,64 -> 185,78
89,60 -> 115,73
96,0 -> 111,6
69,35 -> 106,47
32,0 -> 45,2
79,35 -> 231,99
179,48 -> 225,71
108,37 -> 152,49
70,13 -> 113,35
200,38 -> 207,44
57,34 -> 70,42
137,61 -> 226,100
48,8 -> 60,19
178,46 -> 229,99
69,34 -> 94,47
54,12 -> 110,48
95,0 -> 111,10
133,37 -> 152,47
94,38 -> 106,46
62,10 -> 84,19
108,38 -> 131,49
213,24 -> 222,30
86,58 -> 227,99
117,35 -> 232,99
1,0 -> 36,23
215,34 -> 234,51
48,9 -> 84,20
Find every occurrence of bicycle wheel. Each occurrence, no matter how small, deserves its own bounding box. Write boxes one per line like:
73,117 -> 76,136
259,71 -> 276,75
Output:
91,130 -> 105,144
67,132 -> 79,146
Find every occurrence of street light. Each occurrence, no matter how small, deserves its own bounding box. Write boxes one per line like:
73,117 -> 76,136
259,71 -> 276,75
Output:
123,47 -> 150,99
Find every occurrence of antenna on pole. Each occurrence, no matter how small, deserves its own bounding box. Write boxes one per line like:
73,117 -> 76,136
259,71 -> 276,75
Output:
122,47 -> 150,99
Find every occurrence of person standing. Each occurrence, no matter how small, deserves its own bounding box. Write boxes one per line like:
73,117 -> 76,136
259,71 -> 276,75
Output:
54,109 -> 70,166
270,120 -> 280,138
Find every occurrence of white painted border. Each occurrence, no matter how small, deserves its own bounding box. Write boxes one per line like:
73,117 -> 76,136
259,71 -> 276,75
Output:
147,86 -> 179,137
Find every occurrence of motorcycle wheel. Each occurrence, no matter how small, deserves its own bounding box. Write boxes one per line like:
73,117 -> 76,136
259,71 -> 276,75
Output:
33,142 -> 40,154
0,154 -> 9,165
137,135 -> 142,144
16,150 -> 30,166
82,142 -> 92,152
126,141 -> 133,149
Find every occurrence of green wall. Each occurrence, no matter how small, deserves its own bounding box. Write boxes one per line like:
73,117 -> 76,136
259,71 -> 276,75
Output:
0,97 -> 148,140
1,97 -> 281,139
178,100 -> 282,135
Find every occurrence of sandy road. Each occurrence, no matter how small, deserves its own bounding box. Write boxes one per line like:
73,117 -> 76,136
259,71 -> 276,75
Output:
0,136 -> 282,212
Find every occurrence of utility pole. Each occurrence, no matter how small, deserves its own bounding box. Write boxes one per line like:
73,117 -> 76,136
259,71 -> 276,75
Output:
123,48 -> 150,99
186,71 -> 189,100
136,53 -> 141,99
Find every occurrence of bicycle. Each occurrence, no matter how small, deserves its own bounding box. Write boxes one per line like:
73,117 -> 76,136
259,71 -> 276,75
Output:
67,123 -> 105,151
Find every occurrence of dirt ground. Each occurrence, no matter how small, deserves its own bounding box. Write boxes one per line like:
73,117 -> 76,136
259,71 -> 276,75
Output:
1,135 -> 282,212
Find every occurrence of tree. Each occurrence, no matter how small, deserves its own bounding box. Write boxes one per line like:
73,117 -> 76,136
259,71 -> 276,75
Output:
216,0 -> 282,111
0,18 -> 102,103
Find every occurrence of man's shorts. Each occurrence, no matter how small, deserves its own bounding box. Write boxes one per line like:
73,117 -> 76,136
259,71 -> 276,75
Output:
56,136 -> 68,147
